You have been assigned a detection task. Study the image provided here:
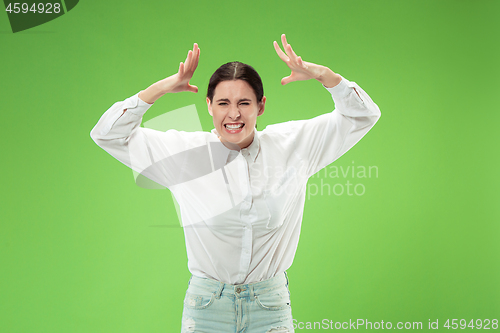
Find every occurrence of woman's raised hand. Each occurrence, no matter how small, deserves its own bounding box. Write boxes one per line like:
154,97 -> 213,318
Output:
273,34 -> 341,88
139,43 -> 200,104
164,43 -> 200,93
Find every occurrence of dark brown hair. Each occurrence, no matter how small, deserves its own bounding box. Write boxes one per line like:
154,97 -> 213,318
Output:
207,61 -> 264,103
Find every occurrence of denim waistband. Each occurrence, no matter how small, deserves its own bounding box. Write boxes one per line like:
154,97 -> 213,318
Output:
188,272 -> 289,299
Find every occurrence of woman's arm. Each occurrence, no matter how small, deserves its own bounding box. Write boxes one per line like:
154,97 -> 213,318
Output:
90,44 -> 200,187
273,34 -> 381,177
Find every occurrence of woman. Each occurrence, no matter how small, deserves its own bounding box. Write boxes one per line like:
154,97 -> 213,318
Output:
90,34 -> 381,333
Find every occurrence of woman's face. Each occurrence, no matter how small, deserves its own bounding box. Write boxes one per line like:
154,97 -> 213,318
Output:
207,79 -> 266,149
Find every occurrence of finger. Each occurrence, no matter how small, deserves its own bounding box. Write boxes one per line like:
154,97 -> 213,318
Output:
193,43 -> 199,58
189,43 -> 198,68
286,43 -> 300,66
178,62 -> 184,76
281,34 -> 288,51
192,44 -> 200,71
281,34 -> 293,58
187,48 -> 196,72
281,34 -> 301,64
274,40 -> 289,62
281,75 -> 292,85
184,50 -> 193,69
282,34 -> 301,66
297,56 -> 305,68
288,44 -> 298,59
186,44 -> 200,73
187,84 -> 198,93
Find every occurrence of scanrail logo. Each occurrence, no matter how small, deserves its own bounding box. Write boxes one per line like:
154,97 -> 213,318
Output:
3,0 -> 78,33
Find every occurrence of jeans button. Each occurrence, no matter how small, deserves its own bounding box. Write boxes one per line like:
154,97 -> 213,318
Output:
236,287 -> 241,293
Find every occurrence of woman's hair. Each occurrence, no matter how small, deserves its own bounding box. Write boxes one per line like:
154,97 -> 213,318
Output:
207,61 -> 264,103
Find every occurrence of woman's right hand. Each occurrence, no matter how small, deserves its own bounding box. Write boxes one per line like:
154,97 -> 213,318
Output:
160,43 -> 200,93
138,43 -> 200,104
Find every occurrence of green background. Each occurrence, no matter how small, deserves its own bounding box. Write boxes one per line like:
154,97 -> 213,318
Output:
1,0 -> 498,331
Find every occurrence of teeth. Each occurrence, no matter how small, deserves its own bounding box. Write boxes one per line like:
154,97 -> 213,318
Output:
226,124 -> 243,129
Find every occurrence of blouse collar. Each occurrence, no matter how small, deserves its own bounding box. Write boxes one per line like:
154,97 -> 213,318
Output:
210,127 -> 260,162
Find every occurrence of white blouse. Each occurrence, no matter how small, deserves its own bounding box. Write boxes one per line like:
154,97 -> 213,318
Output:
90,75 -> 381,284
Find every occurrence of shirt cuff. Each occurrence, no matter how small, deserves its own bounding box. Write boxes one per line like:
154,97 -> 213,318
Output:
123,91 -> 153,116
323,75 -> 350,100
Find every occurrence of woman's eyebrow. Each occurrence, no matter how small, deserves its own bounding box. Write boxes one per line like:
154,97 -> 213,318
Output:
215,98 -> 252,103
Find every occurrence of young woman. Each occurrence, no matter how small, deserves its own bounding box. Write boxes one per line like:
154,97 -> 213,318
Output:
91,34 -> 381,333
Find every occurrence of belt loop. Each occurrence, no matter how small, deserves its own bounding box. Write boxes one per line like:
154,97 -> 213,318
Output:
250,283 -> 255,299
214,281 -> 224,299
284,271 -> 289,286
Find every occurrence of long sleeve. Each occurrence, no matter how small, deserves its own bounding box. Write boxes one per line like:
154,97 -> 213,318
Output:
267,75 -> 381,178
90,92 -> 195,188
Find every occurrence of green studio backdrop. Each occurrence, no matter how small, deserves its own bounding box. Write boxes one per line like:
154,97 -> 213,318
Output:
1,0 -> 498,332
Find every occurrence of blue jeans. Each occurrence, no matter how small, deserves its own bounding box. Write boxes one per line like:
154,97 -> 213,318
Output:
181,272 -> 295,333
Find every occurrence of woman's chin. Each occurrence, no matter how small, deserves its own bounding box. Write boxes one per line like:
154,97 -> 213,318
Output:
218,135 -> 242,150
218,126 -> 254,150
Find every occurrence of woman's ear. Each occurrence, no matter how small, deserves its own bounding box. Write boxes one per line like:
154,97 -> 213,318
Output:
257,96 -> 266,116
206,97 -> 213,116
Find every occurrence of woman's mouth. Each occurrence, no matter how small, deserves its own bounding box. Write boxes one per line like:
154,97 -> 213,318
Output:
224,123 -> 245,133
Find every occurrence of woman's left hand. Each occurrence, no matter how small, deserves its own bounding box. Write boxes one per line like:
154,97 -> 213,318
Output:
274,34 -> 342,88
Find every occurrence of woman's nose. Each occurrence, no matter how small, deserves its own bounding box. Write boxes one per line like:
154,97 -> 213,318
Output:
228,106 -> 241,119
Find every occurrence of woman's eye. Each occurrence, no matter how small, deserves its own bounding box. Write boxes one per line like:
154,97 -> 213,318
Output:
240,102 -> 250,106
219,102 -> 228,106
